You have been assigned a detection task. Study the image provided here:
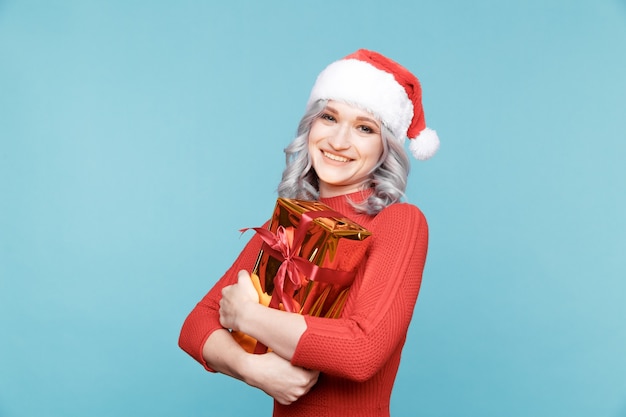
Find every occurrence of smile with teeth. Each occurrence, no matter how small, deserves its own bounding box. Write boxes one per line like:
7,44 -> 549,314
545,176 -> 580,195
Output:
323,150 -> 351,162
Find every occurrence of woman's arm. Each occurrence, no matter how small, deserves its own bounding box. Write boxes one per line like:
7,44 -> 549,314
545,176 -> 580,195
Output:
219,270 -> 307,361
201,328 -> 318,405
178,232 -> 318,404
291,204 -> 429,381
219,204 -> 429,381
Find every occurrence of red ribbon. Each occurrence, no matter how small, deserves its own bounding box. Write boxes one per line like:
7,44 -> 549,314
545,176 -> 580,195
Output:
242,209 -> 355,313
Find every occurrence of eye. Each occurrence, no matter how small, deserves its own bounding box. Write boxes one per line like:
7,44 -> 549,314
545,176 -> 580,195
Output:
320,113 -> 336,122
357,125 -> 377,134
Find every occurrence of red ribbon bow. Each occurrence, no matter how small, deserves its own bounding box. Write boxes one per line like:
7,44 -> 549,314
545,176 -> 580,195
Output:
242,209 -> 355,313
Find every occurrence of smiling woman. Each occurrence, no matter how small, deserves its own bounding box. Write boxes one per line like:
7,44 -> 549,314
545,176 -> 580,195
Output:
178,49 -> 440,417
308,101 -> 384,197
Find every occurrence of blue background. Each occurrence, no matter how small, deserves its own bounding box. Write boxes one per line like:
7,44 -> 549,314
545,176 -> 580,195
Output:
1,1 -> 625,416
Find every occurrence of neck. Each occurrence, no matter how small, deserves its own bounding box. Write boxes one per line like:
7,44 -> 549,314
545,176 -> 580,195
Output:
318,182 -> 373,199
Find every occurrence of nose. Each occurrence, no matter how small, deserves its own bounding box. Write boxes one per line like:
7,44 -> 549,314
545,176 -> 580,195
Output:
327,123 -> 350,150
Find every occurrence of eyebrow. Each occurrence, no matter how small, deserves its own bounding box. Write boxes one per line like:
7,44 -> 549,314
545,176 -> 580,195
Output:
324,105 -> 380,126
356,116 -> 380,126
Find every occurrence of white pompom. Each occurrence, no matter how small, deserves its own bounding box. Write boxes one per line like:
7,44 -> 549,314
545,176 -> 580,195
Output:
409,128 -> 440,160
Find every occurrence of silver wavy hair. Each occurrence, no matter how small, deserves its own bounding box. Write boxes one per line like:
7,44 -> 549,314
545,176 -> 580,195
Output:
277,100 -> 410,215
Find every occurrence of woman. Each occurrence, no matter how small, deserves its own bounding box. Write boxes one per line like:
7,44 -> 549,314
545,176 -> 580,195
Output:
179,49 -> 440,417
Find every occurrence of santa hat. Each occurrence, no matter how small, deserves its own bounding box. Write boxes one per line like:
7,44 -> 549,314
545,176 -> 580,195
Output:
306,49 -> 439,160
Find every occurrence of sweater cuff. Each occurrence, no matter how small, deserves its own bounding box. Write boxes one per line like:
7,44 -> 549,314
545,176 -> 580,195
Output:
291,315 -> 344,369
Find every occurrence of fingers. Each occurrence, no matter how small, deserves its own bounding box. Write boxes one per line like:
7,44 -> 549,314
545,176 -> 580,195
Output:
248,352 -> 319,405
236,270 -> 259,302
277,368 -> 319,404
219,270 -> 258,330
301,369 -> 320,394
237,269 -> 250,283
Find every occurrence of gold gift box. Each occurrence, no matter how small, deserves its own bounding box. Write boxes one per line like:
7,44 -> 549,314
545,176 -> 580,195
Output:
233,197 -> 371,353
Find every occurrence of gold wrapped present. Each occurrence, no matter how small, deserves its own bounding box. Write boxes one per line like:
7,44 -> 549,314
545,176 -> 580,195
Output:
233,197 -> 371,354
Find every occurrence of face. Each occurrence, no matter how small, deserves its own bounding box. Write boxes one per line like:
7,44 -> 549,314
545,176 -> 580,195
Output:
308,100 -> 384,198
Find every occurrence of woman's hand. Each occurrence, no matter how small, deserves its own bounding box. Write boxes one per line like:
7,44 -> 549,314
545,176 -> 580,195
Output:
220,269 -> 307,362
219,270 -> 259,331
201,329 -> 318,405
246,352 -> 319,405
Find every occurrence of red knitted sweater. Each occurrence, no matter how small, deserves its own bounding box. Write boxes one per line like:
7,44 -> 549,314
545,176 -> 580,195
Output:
179,191 -> 429,417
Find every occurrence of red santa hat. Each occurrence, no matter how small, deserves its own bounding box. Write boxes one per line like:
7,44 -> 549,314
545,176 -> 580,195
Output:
306,49 -> 439,160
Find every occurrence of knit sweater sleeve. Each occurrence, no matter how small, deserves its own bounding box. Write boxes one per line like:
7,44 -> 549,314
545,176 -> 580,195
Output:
178,233 -> 263,372
291,203 -> 428,381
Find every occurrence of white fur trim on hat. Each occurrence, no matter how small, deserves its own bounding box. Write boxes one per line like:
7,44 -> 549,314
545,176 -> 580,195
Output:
306,59 -> 414,140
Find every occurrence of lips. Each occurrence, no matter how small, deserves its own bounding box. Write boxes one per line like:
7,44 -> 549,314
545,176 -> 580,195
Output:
322,150 -> 351,163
